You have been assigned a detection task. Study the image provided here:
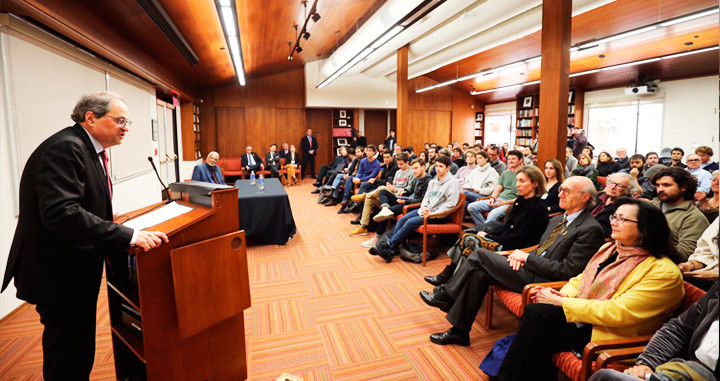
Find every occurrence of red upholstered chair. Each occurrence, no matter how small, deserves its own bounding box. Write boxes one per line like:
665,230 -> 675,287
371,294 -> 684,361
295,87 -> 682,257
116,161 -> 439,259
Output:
516,281 -> 706,381
413,192 -> 467,266
259,158 -> 273,177
222,157 -> 244,182
597,176 -> 607,189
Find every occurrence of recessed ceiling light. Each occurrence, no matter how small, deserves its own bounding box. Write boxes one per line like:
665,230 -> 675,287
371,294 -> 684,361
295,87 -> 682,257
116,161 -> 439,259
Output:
685,42 -> 694,46
598,54 -> 605,59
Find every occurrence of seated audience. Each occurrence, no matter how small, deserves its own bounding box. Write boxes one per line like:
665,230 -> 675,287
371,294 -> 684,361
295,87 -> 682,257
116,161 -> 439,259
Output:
454,149 -> 476,186
462,151 -> 499,203
425,147 -> 437,174
467,150 -> 524,225
591,172 -> 636,237
566,147 -> 578,177
543,158 -> 564,214
356,150 -> 398,195
418,151 -> 427,163
570,125 -> 588,158
582,147 -> 595,163
686,153 -> 713,195
191,151 -> 225,185
338,145 -> 381,209
650,167 -> 709,261
349,153 -> 414,235
697,145 -> 719,171
265,143 -> 281,178
452,147 -> 466,168
615,147 -> 630,170
522,146 -> 534,166
596,151 -> 620,176
422,177 -> 605,346
644,151 -> 660,171
372,156 -> 460,263
241,145 -> 264,174
494,198 -> 685,381
279,142 -> 291,159
696,170 -> 719,222
670,147 -> 687,168
312,146 -> 349,189
324,147 -> 363,204
282,144 -> 301,185
430,148 -> 459,177
488,145 -> 507,175
678,217 -> 719,291
588,281 -> 718,381
571,153 -> 599,188
621,154 -> 653,197
362,158 -> 431,248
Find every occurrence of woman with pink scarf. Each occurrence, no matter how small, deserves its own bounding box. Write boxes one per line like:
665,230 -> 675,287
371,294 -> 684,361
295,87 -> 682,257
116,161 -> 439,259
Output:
494,198 -> 686,381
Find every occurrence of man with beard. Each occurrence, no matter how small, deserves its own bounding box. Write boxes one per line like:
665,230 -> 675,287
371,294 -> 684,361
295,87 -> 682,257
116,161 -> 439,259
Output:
650,167 -> 709,261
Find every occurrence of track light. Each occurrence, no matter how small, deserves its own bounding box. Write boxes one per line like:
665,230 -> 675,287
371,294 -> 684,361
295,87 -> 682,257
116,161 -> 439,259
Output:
303,31 -> 311,40
296,46 -> 303,53
312,13 -> 321,22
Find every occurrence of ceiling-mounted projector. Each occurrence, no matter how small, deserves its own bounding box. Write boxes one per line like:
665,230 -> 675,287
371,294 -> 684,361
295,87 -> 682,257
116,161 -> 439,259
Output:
625,85 -> 657,95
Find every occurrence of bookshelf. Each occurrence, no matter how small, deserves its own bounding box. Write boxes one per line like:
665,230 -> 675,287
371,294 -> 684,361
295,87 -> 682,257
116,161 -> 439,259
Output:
332,109 -> 355,156
192,103 -> 201,160
474,112 -> 484,145
515,95 -> 539,147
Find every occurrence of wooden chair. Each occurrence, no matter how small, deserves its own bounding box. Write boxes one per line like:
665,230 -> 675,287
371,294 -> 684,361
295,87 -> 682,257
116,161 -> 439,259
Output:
413,193 -> 467,266
222,157 -> 244,182
516,281 -> 706,381
483,244 -> 539,329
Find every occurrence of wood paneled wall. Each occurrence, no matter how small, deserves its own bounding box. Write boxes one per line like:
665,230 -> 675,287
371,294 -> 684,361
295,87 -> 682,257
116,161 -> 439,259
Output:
305,109 -> 333,166
364,110 -> 389,147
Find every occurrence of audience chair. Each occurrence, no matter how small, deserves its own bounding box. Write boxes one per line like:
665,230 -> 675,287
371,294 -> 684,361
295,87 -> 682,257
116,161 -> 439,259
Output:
222,157 -> 244,182
597,176 -> 607,189
413,193 -> 467,266
518,281 -> 706,381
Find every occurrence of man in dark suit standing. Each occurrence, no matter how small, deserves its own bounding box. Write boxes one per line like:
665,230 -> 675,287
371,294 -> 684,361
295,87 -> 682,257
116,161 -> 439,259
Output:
420,176 -> 604,346
241,145 -> 264,174
1,92 -> 168,380
265,143 -> 281,178
301,128 -> 318,179
191,151 -> 225,184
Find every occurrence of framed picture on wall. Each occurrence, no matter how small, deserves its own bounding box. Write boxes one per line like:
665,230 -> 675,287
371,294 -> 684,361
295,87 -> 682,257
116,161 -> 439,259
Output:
338,119 -> 347,126
336,147 -> 343,156
337,138 -> 348,146
477,114 -> 483,122
339,110 -> 347,118
568,90 -> 575,103
522,96 -> 533,108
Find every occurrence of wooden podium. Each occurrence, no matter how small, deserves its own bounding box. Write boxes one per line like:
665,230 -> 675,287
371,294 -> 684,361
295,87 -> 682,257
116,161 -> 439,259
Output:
106,187 -> 250,380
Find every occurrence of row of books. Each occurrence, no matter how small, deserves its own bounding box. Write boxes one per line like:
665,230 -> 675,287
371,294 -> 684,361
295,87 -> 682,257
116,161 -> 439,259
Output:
516,128 -> 533,137
516,137 -> 533,146
518,108 -> 538,117
517,119 -> 535,127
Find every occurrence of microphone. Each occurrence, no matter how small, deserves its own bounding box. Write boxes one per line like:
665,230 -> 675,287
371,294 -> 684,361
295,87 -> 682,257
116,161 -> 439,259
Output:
148,156 -> 172,201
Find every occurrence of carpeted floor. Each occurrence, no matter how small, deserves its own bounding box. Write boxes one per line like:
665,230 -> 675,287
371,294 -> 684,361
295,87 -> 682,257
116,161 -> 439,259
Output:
0,180 -> 519,380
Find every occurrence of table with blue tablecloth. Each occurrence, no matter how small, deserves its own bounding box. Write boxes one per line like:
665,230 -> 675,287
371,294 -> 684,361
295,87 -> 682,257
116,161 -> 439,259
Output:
234,178 -> 296,245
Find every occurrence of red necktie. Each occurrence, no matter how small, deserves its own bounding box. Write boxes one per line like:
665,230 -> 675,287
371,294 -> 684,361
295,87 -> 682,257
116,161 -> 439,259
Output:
100,150 -> 112,198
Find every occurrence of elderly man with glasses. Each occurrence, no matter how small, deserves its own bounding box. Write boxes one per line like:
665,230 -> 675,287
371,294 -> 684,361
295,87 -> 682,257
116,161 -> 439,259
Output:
590,172 -> 636,238
686,154 -> 713,196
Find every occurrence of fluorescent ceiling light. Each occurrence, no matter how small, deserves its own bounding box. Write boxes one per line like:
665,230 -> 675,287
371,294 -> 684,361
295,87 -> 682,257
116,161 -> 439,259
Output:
457,72 -> 486,82
600,58 -> 660,71
218,0 -> 231,6
660,8 -> 719,26
437,79 -> 458,86
221,7 -> 236,36
216,0 -> 245,86
569,69 -> 600,77
661,46 -> 719,59
578,26 -> 658,49
494,61 -> 525,71
349,48 -> 374,66
524,56 -> 542,64
371,26 -> 404,49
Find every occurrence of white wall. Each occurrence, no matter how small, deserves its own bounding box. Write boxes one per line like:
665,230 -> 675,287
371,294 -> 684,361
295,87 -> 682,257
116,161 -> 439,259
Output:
305,60 -> 397,109
583,76 -> 719,160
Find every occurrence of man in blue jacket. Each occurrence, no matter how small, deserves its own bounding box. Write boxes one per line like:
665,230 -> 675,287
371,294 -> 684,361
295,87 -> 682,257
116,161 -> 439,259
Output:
191,151 -> 225,184
338,145 -> 381,210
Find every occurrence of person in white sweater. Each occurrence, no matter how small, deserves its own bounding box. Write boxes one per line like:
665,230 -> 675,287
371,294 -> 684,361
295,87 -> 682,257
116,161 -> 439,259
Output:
462,150 -> 500,203
455,149 -> 477,187
678,217 -> 718,290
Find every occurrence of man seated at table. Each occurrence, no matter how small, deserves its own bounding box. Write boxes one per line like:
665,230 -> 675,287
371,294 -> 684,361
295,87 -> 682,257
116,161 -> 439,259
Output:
265,143 -> 282,178
242,145 -> 264,175
420,176 -> 605,346
191,151 -> 225,185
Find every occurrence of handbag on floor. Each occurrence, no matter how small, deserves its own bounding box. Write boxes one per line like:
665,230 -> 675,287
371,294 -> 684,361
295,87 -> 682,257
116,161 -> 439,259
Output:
479,334 -> 515,377
398,242 -> 438,263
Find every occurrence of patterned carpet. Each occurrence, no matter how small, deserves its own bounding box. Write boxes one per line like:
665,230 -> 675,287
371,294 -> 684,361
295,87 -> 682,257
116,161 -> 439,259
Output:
0,180 -> 519,380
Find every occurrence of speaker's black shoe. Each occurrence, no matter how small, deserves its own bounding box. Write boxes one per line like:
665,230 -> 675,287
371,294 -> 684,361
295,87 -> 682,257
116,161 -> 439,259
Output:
419,287 -> 453,312
424,263 -> 457,286
429,328 -> 470,346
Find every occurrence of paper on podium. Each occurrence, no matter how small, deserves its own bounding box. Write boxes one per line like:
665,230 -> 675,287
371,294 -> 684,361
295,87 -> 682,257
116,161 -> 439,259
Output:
123,201 -> 194,230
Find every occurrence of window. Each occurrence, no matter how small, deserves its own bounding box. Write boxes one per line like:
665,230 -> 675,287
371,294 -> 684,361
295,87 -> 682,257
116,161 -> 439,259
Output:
586,99 -> 663,156
485,111 -> 516,147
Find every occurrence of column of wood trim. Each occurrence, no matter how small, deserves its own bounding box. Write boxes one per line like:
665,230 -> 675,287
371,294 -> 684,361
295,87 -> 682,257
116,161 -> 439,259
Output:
574,89 -> 585,129
397,46 -> 409,144
538,0 -> 572,167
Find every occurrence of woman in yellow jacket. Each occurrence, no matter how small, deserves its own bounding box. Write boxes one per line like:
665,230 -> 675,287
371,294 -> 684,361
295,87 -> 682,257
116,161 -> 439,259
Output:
494,197 -> 685,381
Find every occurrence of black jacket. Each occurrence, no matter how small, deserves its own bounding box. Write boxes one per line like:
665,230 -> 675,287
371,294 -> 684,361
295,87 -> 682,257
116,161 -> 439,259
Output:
2,124 -> 134,304
378,160 -> 399,185
543,182 -> 563,214
596,161 -> 620,176
406,175 -> 431,205
486,196 -> 549,250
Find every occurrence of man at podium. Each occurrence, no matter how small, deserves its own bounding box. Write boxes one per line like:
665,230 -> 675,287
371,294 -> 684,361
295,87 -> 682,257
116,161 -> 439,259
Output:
1,91 -> 168,381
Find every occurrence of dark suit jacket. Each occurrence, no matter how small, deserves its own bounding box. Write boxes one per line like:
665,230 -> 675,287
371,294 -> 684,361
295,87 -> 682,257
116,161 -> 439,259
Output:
284,152 -> 300,166
241,152 -> 263,169
191,163 -> 225,184
265,151 -> 281,168
300,135 -> 318,156
523,210 -> 605,281
2,124 -> 134,304
279,149 -> 291,160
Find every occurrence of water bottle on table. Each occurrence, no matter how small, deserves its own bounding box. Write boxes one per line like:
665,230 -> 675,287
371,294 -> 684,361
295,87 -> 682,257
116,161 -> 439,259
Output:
250,171 -> 256,185
258,174 -> 265,191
